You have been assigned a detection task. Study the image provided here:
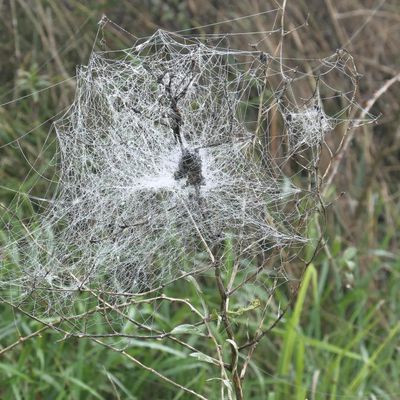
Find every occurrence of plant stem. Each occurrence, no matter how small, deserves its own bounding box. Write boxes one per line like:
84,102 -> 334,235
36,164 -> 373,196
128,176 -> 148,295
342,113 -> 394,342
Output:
214,261 -> 244,400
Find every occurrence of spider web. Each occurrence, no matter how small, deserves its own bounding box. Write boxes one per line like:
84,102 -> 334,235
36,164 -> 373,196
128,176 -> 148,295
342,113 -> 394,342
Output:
1,21 -> 365,319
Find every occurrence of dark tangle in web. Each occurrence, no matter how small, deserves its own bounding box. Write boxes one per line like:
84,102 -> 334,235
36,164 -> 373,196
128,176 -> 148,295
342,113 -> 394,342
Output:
174,148 -> 205,190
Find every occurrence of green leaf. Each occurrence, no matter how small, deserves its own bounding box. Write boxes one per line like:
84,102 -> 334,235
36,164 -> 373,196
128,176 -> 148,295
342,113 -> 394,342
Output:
343,247 -> 357,261
170,324 -> 206,336
190,352 -> 220,366
185,275 -> 203,294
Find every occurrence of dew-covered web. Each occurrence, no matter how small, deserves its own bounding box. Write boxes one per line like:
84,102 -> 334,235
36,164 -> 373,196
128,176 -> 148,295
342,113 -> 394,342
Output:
1,20 -> 365,321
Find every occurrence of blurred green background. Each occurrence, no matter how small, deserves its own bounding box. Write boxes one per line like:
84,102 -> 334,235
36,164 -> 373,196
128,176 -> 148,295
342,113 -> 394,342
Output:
0,1 -> 399,399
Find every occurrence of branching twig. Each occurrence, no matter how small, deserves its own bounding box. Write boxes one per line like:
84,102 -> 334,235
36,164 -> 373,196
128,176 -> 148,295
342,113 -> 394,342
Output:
91,338 -> 208,400
324,73 -> 400,193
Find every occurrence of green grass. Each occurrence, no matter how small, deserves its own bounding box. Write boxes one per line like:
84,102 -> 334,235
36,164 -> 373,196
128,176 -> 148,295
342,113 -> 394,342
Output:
1,247 -> 399,399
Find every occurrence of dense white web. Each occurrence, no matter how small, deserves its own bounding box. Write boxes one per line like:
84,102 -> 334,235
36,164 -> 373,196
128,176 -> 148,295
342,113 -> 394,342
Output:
1,24 -> 364,316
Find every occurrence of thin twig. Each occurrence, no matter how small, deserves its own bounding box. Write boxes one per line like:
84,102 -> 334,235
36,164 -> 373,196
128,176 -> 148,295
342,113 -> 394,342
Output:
214,261 -> 243,400
324,73 -> 400,193
91,338 -> 208,400
0,326 -> 48,356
